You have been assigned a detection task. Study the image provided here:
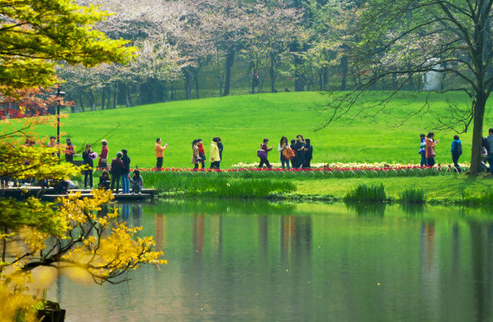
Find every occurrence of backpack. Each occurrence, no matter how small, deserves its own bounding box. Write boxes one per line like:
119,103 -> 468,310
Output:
457,142 -> 462,155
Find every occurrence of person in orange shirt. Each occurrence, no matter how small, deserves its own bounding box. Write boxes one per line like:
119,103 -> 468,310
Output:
155,138 -> 168,169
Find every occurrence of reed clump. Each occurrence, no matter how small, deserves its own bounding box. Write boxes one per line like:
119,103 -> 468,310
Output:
343,184 -> 387,203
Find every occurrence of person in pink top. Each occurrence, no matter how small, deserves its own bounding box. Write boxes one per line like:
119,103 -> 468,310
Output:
99,139 -> 109,169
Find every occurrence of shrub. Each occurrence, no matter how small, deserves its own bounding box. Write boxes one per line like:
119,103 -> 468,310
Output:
399,188 -> 426,204
343,184 -> 387,203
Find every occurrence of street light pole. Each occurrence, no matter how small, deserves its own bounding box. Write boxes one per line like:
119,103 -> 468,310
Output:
55,85 -> 66,164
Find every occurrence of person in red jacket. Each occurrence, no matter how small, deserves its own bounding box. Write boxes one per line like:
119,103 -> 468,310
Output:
99,139 -> 109,169
197,139 -> 206,169
64,138 -> 75,163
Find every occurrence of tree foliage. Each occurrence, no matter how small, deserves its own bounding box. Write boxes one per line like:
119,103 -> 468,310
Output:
322,0 -> 493,174
0,0 -> 136,92
0,120 -> 165,319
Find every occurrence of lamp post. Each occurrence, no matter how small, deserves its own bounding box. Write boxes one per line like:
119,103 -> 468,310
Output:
55,85 -> 66,163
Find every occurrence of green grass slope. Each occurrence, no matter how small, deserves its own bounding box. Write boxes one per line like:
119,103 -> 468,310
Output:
26,91 -> 490,168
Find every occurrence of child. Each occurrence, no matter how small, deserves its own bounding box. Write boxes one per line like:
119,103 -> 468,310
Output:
130,170 -> 143,194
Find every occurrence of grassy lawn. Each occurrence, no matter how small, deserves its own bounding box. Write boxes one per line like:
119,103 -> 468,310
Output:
292,174 -> 493,201
17,91 -> 489,169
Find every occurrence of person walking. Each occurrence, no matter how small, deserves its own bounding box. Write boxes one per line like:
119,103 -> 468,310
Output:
99,139 -> 109,169
419,133 -> 426,166
64,138 -> 75,163
303,138 -> 313,168
486,128 -> 493,174
425,132 -> 439,167
278,136 -> 291,169
191,139 -> 201,169
155,138 -> 168,169
197,139 -> 206,169
121,149 -> 131,193
451,135 -> 462,173
82,144 -> 94,189
217,137 -> 224,169
210,137 -> 221,169
110,152 -> 124,193
258,138 -> 273,168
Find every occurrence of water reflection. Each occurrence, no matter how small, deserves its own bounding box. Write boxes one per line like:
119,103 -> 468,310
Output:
345,203 -> 386,216
48,201 -> 493,322
470,221 -> 493,322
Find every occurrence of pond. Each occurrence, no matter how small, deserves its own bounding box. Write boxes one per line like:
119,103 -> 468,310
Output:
48,200 -> 493,322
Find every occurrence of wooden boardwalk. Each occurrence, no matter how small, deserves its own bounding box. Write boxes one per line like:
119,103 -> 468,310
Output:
0,187 -> 158,202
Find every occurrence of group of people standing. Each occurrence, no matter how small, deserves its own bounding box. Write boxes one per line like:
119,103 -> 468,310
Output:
191,137 -> 223,169
82,140 -> 143,194
257,135 -> 313,169
155,137 -> 225,170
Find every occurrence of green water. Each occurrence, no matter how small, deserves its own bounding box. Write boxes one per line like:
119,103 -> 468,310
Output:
49,200 -> 493,322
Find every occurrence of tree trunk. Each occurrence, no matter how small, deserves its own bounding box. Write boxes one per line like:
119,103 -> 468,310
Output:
251,62 -> 258,94
112,86 -> 117,109
217,71 -> 223,97
127,85 -> 134,107
340,55 -> 348,91
184,68 -> 192,100
106,87 -> 111,109
88,90 -> 95,111
294,54 -> 304,91
470,94 -> 486,174
101,88 -> 105,110
193,68 -> 200,99
269,53 -> 277,93
78,94 -> 85,112
223,50 -> 235,96
322,66 -> 328,91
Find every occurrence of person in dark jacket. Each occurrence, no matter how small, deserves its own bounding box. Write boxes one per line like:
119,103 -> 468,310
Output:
217,137 -> 224,169
292,135 -> 305,169
121,149 -> 131,193
130,170 -> 144,194
110,152 -> 124,193
82,144 -> 94,189
98,170 -> 111,190
451,135 -> 462,173
303,138 -> 313,168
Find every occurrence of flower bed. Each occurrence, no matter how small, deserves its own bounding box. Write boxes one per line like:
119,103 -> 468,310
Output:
96,162 -> 468,177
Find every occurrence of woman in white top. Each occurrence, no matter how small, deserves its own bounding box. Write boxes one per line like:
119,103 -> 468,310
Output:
278,136 -> 290,169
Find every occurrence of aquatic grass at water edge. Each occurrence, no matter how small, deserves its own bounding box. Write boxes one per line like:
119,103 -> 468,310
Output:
343,183 -> 387,203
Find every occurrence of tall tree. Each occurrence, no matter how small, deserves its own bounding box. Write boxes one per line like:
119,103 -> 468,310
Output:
327,0 -> 493,174
241,1 -> 302,93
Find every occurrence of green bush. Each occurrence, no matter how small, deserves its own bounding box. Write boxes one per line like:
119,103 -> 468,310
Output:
344,184 -> 387,203
399,188 -> 426,204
